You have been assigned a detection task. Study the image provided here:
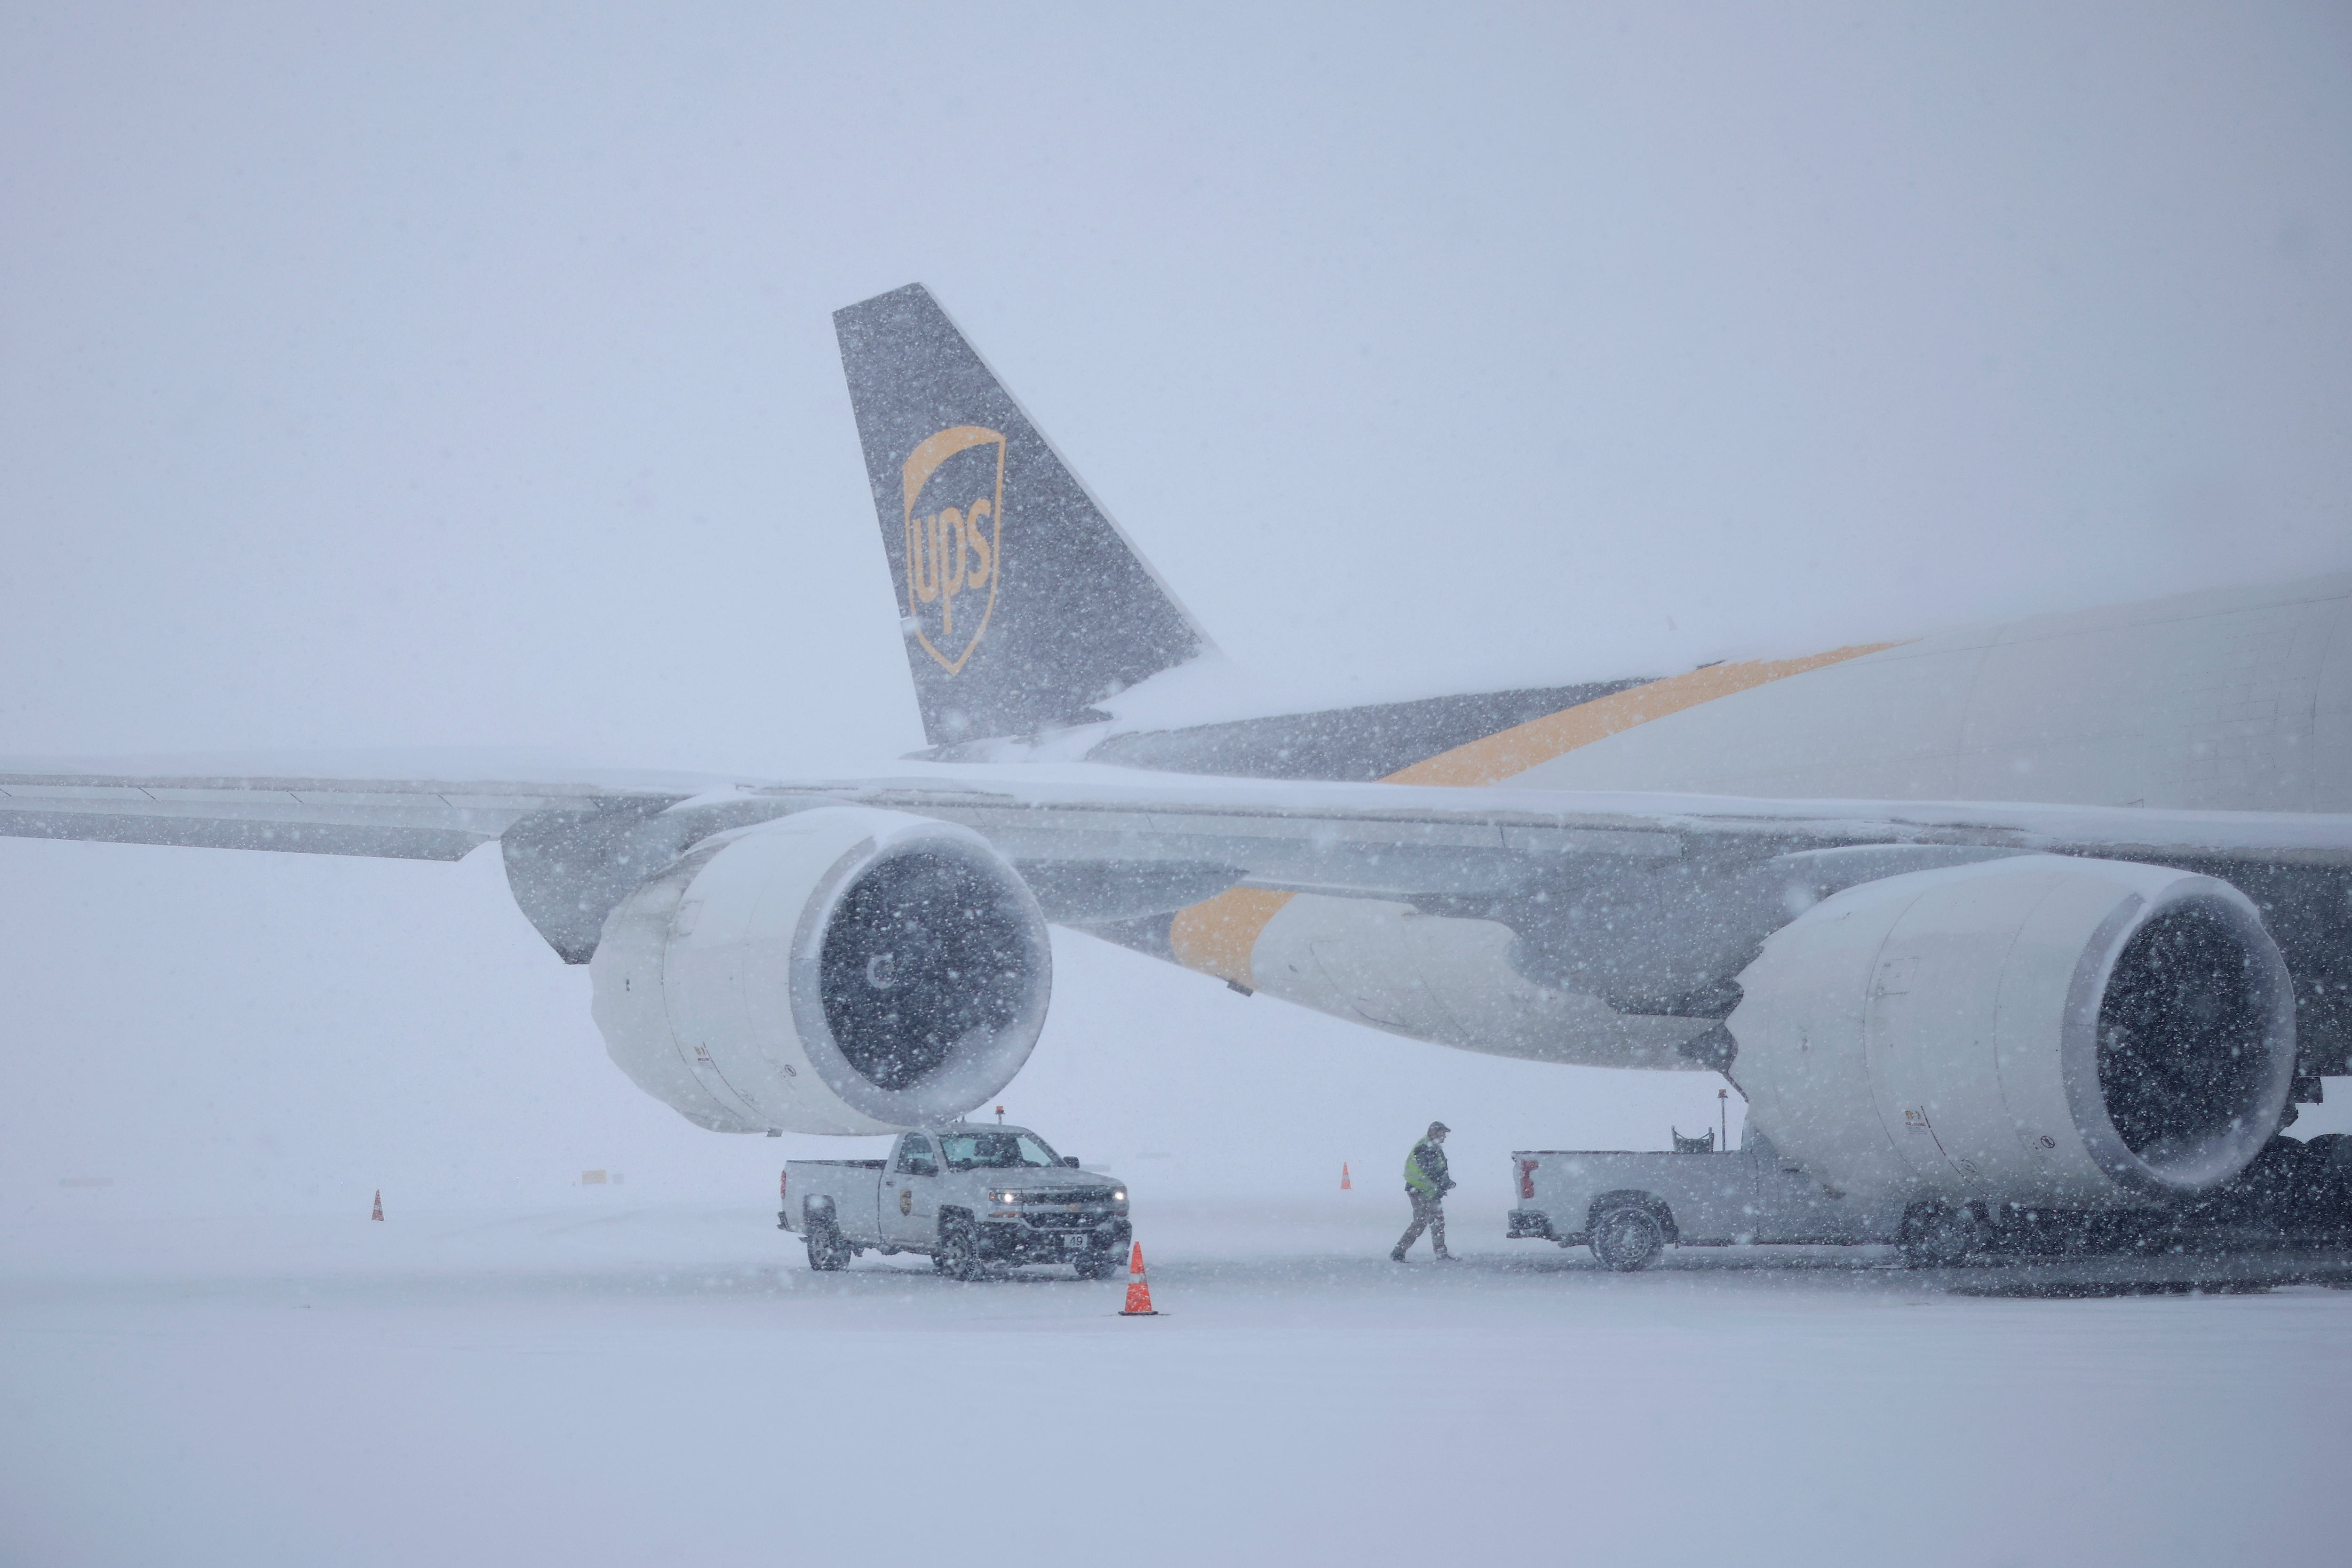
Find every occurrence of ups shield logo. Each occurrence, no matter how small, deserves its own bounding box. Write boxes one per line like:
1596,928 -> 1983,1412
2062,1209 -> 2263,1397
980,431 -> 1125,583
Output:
901,425 -> 1005,675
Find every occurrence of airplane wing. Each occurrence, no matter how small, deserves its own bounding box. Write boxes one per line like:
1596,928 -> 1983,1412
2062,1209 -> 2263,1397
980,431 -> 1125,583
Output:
0,765 -> 717,965
0,771 -> 689,860
8,758 -> 2349,1151
779,771 -> 2352,889
8,759 -> 2344,943
8,763 -> 2348,890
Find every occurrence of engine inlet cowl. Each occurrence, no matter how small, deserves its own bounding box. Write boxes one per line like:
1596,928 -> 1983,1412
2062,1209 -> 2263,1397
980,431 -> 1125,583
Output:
1728,855 -> 2295,1208
589,807 -> 1051,1135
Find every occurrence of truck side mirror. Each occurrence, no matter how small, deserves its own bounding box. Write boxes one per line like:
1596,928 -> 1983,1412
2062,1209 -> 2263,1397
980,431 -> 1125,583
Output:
909,1159 -> 938,1177
1062,1155 -> 1080,1168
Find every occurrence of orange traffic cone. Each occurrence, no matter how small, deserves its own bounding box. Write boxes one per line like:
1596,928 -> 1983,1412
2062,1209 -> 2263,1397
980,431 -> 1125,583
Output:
1341,1162 -> 1352,1190
370,1190 -> 383,1222
1118,1242 -> 1160,1316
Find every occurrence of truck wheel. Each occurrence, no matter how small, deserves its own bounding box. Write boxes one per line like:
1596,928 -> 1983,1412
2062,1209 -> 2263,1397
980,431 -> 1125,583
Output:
1899,1202 -> 1984,1267
1590,1205 -> 1667,1272
804,1217 -> 851,1272
934,1218 -> 983,1281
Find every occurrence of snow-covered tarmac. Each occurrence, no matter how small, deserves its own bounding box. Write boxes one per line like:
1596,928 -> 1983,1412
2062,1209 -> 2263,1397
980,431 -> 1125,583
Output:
4,1201 -> 2348,1567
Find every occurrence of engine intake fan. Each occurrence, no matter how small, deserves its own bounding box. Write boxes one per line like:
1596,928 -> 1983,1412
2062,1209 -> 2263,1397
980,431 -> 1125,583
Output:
1729,854 -> 2295,1208
590,807 -> 1051,1134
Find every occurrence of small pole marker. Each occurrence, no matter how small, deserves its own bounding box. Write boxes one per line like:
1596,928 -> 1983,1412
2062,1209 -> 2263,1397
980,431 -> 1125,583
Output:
370,1190 -> 384,1222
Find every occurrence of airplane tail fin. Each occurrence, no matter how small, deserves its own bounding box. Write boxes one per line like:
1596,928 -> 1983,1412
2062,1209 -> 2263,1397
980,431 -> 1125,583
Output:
834,284 -> 1209,747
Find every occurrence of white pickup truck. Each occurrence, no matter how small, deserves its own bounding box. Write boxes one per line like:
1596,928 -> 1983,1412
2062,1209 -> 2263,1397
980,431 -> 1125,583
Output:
1505,1130 -> 1907,1270
779,1124 -> 1132,1280
1510,1129 -> 2352,1271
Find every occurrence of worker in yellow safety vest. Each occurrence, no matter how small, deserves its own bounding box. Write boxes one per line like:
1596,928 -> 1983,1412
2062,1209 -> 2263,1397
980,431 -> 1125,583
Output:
1391,1121 -> 1456,1262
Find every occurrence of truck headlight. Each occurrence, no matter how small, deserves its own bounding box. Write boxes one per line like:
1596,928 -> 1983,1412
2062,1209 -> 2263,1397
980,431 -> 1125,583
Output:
991,1190 -> 1019,1205
1112,1189 -> 1126,1202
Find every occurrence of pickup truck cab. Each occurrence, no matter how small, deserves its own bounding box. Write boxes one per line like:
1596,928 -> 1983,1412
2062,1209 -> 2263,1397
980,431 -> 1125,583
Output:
1505,1130 -> 1905,1270
779,1124 -> 1132,1281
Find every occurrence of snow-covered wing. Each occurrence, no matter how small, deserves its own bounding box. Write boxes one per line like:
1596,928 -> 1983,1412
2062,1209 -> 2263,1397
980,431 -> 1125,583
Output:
0,772 -> 691,860
751,769 -> 2352,894
6,760 -> 2346,1013
8,758 -> 2345,892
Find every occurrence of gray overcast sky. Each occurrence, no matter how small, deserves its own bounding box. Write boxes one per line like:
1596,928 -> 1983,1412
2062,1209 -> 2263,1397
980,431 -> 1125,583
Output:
5,2 -> 2348,777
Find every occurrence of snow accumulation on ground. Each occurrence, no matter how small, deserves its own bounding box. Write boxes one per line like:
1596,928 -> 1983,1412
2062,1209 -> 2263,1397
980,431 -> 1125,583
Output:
4,850 -> 2349,1566
4,1200 -> 2348,1568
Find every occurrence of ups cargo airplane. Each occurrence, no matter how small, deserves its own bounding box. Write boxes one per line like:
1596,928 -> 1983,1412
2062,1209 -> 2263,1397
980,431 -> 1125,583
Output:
6,284 -> 2350,1232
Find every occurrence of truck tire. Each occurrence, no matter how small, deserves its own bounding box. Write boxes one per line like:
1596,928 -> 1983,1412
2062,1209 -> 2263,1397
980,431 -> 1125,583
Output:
1898,1202 -> 1985,1267
804,1216 -> 852,1272
934,1217 -> 983,1281
1590,1204 -> 1667,1272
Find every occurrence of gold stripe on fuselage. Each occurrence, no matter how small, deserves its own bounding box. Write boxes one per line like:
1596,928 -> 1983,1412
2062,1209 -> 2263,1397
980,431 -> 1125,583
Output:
1166,643 -> 1895,987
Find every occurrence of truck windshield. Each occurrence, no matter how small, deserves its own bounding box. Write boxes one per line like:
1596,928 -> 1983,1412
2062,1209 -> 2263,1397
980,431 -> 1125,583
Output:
938,1131 -> 1061,1170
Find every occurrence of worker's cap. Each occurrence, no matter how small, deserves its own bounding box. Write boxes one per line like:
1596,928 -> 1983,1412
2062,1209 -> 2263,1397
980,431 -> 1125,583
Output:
1428,1121 -> 1451,1136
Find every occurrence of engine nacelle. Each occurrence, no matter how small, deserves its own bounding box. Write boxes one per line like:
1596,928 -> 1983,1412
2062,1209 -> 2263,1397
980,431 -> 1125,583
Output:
1729,855 -> 2295,1208
589,807 -> 1052,1134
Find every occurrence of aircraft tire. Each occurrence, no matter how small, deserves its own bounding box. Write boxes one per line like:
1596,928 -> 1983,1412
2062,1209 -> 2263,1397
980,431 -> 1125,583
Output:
1899,1202 -> 1986,1267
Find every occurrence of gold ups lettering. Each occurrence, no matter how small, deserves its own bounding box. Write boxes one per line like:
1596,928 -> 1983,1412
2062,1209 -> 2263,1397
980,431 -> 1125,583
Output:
901,424 -> 1005,675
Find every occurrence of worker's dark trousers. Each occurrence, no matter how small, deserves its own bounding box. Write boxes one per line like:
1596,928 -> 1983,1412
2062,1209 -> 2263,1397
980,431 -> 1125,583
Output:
1393,1190 -> 1448,1258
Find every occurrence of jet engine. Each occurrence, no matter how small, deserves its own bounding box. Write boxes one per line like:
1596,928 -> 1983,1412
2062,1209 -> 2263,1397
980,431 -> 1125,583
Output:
1729,855 -> 2295,1208
589,807 -> 1052,1134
